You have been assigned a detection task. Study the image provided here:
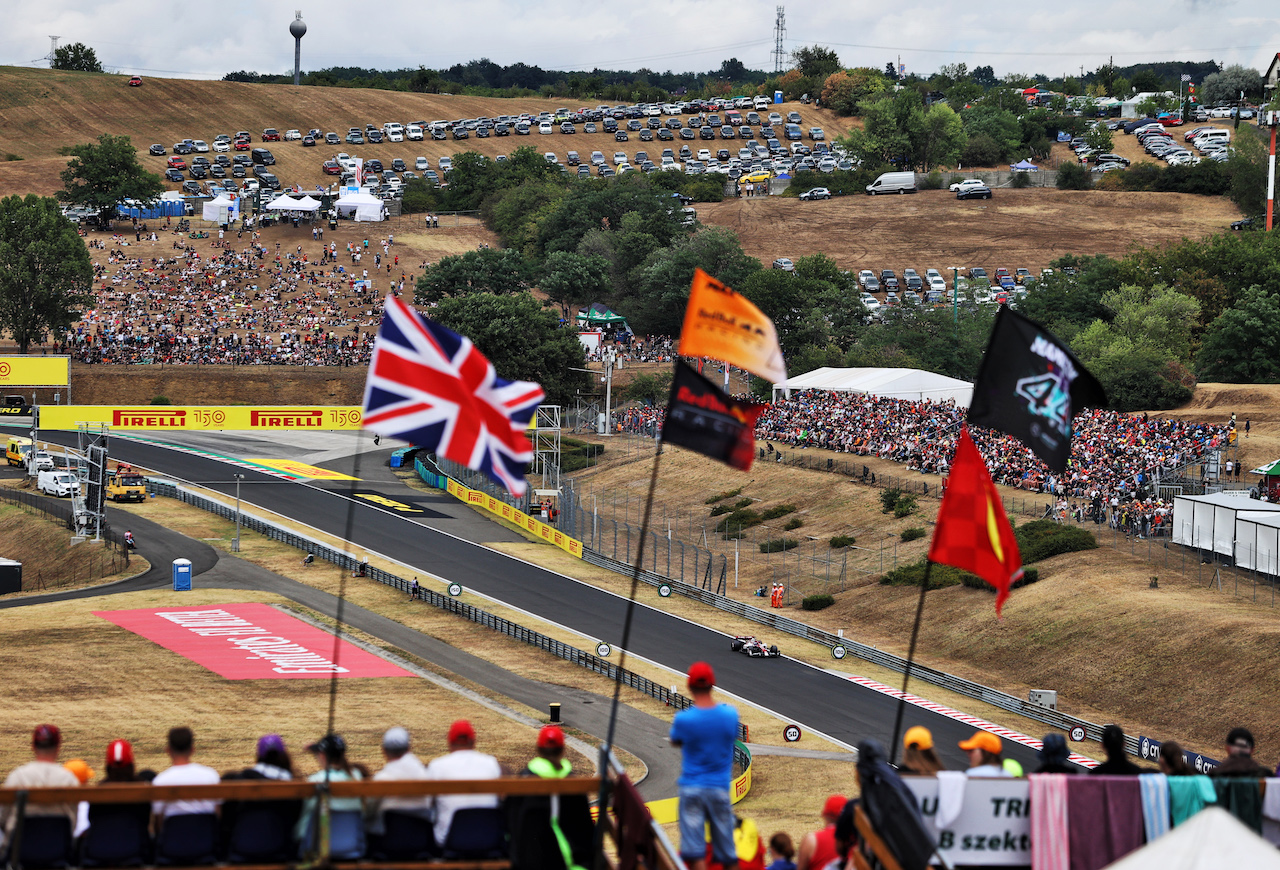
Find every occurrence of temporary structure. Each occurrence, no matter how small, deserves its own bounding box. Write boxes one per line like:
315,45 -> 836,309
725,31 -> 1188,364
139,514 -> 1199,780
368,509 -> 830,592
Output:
201,195 -> 239,223
265,195 -> 302,211
1170,491 -> 1280,556
293,195 -> 322,211
1105,807 -> 1280,869
334,191 -> 385,222
772,367 -> 973,406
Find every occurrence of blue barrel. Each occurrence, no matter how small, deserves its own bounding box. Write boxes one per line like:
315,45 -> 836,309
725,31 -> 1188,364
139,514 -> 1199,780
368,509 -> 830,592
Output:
172,558 -> 192,591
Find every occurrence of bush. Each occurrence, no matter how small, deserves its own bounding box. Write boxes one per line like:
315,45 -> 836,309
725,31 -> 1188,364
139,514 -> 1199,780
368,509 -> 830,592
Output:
709,504 -> 732,517
4,154 -> 22,162
893,494 -> 918,518
1015,519 -> 1097,563
880,560 -> 965,589
733,498 -> 754,510
1056,161 -> 1092,190
960,567 -> 1040,591
717,508 -> 761,536
559,438 -> 604,472
1010,171 -> 1032,188
705,487 -> 744,504
150,396 -> 172,405
830,534 -> 857,548
920,170 -> 945,190
880,488 -> 902,513
900,527 -> 926,542
960,134 -> 1003,168
759,537 -> 800,553
761,503 -> 797,521
784,517 -> 804,531
801,594 -> 835,611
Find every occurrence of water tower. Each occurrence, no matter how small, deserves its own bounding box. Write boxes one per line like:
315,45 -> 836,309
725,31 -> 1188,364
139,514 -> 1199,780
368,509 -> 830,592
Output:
289,11 -> 307,86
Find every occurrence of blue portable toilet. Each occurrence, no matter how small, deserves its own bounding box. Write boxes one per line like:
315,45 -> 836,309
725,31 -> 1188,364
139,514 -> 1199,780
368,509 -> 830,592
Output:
774,91 -> 783,104
172,558 -> 192,591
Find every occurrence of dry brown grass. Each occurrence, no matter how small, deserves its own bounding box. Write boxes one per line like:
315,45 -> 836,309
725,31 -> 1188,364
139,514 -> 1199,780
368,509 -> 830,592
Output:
0,502 -> 141,593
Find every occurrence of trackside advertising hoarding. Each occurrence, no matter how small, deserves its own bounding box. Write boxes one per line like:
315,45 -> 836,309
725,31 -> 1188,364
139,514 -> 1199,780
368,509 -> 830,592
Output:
0,356 -> 70,387
40,406 -> 364,431
444,478 -> 583,558
904,777 -> 1030,866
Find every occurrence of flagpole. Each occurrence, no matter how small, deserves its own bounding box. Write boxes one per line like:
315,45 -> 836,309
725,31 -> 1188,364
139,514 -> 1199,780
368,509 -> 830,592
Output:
889,559 -> 933,766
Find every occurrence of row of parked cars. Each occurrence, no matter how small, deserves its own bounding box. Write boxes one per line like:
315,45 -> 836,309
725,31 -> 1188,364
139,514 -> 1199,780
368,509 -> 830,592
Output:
1123,120 -> 1231,166
768,263 -> 1047,310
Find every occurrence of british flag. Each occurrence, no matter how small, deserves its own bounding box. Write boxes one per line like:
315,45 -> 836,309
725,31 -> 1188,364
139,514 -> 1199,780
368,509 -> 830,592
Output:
362,295 -> 544,498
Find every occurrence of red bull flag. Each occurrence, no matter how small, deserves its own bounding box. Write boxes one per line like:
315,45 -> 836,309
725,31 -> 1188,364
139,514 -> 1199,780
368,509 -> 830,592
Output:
662,360 -> 764,471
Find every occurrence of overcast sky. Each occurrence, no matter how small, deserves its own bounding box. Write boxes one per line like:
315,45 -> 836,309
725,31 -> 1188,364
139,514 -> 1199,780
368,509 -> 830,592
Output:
4,1 -> 1277,83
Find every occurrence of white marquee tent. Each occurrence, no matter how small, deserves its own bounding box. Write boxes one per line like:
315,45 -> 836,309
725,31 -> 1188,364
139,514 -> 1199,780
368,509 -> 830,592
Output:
293,195 -> 322,211
265,195 -> 302,211
1170,492 -> 1280,556
201,195 -> 238,223
772,367 -> 973,406
335,191 -> 385,222
1233,510 -> 1280,575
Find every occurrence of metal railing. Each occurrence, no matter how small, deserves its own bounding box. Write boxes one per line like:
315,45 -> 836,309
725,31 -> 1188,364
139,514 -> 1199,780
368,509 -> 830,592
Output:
145,480 -> 746,741
0,487 -> 131,584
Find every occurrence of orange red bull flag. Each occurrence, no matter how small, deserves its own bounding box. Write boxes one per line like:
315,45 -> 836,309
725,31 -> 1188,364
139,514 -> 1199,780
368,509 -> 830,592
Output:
679,268 -> 787,385
928,426 -> 1023,615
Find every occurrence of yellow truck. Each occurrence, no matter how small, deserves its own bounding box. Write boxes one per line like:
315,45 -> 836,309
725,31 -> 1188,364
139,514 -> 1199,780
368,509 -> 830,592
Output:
107,469 -> 147,502
5,436 -> 32,467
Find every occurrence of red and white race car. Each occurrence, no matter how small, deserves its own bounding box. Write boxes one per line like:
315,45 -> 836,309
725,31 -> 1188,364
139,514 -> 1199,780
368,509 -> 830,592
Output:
731,636 -> 781,658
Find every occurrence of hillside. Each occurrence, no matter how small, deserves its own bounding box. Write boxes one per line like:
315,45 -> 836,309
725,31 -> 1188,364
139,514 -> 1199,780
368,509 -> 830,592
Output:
0,66 -> 858,198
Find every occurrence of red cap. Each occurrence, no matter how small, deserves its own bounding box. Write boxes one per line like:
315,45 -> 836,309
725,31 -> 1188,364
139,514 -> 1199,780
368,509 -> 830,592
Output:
106,739 -> 134,768
687,662 -> 715,690
537,726 -> 565,751
823,794 -> 848,818
447,720 -> 476,745
32,724 -> 61,749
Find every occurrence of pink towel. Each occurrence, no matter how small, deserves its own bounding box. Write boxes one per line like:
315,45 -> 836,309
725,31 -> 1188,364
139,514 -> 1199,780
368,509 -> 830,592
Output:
1030,774 -> 1070,870
1066,776 -> 1144,870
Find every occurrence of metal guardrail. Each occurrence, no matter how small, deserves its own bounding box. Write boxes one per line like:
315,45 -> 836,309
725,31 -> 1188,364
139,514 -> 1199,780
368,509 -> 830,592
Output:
0,486 -> 130,554
145,480 -> 747,741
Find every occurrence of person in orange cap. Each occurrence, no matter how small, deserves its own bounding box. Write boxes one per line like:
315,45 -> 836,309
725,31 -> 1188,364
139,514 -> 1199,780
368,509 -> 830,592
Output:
900,726 -> 945,775
959,731 -> 1010,777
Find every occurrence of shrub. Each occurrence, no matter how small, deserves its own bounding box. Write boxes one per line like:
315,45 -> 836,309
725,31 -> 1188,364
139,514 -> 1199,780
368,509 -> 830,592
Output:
900,527 -> 926,542
880,559 -> 965,589
801,594 -> 835,611
830,534 -> 856,548
1010,171 -> 1032,188
710,504 -> 732,517
920,170 -> 945,190
759,537 -> 799,553
717,508 -> 761,536
1056,161 -> 1092,190
1015,519 -> 1097,563
150,396 -> 172,405
960,567 -> 1039,591
784,517 -> 804,531
761,503 -> 797,521
4,154 -> 22,162
705,487 -> 744,504
733,498 -> 754,510
559,438 -> 605,472
893,494 -> 918,518
880,488 -> 902,513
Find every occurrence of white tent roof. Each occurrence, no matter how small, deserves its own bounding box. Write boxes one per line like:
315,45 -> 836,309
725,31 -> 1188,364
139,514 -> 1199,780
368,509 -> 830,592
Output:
335,191 -> 385,222
265,195 -> 302,211
200,195 -> 238,223
773,367 -> 973,406
293,195 -> 322,210
1105,807 -> 1280,869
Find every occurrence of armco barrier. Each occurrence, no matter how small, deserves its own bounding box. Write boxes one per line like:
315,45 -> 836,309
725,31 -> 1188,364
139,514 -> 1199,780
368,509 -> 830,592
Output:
145,480 -> 746,741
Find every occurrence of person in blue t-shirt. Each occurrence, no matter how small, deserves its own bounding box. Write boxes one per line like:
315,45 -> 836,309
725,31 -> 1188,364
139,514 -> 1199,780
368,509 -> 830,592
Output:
671,661 -> 740,870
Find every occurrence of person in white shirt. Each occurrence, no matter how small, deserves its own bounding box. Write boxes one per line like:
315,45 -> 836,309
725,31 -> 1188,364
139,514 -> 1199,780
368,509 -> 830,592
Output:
368,726 -> 431,837
424,720 -> 503,847
151,726 -> 221,826
0,724 -> 81,842
958,731 -> 1012,777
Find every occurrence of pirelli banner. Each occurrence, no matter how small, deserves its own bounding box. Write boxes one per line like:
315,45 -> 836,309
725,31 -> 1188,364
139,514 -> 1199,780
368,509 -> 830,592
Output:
0,356 -> 70,388
445,478 -> 583,559
39,406 -> 364,431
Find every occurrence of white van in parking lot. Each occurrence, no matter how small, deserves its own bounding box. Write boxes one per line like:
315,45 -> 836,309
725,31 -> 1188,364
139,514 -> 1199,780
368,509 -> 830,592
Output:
866,171 -> 917,195
38,470 -> 80,498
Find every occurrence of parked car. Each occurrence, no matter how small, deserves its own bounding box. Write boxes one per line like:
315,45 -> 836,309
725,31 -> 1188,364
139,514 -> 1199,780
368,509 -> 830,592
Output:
149,144 -> 166,156
127,75 -> 143,87
262,128 -> 281,141
949,178 -> 986,193
772,258 -> 794,271
956,185 -> 993,200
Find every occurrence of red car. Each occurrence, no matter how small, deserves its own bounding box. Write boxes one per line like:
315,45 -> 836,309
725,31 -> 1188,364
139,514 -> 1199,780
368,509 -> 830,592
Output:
322,160 -> 342,175
262,128 -> 281,142
166,156 -> 186,169
234,139 -> 251,151
1158,116 -> 1185,127
127,75 -> 143,87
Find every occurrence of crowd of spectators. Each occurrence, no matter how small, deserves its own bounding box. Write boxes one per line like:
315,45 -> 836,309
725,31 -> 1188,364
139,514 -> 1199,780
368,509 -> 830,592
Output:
65,229 -> 420,367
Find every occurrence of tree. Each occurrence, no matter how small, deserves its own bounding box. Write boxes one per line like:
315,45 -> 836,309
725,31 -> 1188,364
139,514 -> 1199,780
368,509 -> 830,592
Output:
1226,126 -> 1269,217
57,135 -> 164,215
51,43 -> 103,73
1083,123 -> 1114,154
1129,69 -> 1166,94
917,103 -> 966,169
790,46 -> 841,81
0,195 -> 93,353
1201,65 -> 1264,106
1197,287 -> 1280,383
959,105 -> 1022,162
1056,161 -> 1092,190
416,249 -> 533,304
431,292 -> 589,405
539,251 -> 610,319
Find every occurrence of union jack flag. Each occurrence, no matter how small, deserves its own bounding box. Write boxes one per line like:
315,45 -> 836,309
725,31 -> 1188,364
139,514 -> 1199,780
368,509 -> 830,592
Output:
363,295 -> 544,498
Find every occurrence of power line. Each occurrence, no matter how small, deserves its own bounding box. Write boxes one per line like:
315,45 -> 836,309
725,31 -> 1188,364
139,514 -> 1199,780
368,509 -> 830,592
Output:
793,36 -> 1277,59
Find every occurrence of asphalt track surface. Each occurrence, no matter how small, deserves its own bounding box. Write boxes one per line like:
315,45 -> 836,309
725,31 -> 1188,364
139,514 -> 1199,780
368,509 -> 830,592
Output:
35,431 -> 1049,774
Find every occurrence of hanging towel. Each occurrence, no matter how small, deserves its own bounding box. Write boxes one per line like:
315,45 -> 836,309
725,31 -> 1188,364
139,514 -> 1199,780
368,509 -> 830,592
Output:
1167,775 -> 1217,826
935,771 -> 967,830
1261,779 -> 1280,846
1029,774 -> 1069,870
1138,773 -> 1170,842
1215,778 -> 1263,833
1066,776 -> 1144,870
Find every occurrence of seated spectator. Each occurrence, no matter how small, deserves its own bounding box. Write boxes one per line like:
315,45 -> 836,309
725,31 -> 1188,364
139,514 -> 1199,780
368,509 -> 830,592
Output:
1,724 -> 81,839
959,731 -> 1010,777
1158,741 -> 1195,776
1090,724 -> 1144,775
1209,727 -> 1269,777
899,726 -> 944,775
1033,733 -> 1076,774
796,794 -> 846,870
368,726 -> 430,836
223,733 -> 294,781
508,725 -> 593,870
766,832 -> 796,870
152,726 -> 221,826
102,739 -> 138,783
296,734 -> 364,844
63,759 -> 95,838
425,720 -> 502,848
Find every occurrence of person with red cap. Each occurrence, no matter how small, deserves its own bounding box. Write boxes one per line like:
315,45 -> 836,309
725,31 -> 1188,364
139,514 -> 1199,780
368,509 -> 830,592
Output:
670,662 -> 740,870
508,725 -> 593,870
0,724 -> 80,839
424,719 -> 503,849
795,794 -> 847,870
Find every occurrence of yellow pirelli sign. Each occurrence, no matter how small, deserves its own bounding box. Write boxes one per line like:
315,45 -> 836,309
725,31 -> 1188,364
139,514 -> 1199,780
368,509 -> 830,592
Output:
0,357 -> 70,388
40,406 -> 365,431
445,478 -> 583,559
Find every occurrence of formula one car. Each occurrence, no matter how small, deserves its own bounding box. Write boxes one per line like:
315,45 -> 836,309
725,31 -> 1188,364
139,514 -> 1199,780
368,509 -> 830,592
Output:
731,636 -> 780,658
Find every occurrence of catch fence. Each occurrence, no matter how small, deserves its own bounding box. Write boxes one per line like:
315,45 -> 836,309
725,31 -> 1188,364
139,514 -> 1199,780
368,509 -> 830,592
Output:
0,487 -> 131,590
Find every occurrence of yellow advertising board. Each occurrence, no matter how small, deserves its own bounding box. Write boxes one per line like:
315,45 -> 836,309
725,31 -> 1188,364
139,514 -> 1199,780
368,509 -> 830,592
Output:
445,478 -> 583,559
39,406 -> 364,431
0,356 -> 70,388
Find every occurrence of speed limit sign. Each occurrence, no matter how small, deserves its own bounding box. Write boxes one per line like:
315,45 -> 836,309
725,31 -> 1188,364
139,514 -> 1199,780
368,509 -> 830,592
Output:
831,645 -> 847,660
658,584 -> 672,598
783,724 -> 803,743
596,642 -> 612,657
1070,726 -> 1086,742
447,582 -> 462,597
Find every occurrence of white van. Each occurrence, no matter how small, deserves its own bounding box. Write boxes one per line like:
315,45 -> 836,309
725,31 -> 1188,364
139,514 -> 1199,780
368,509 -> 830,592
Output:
406,124 -> 423,141
27,451 -> 54,473
38,470 -> 80,498
1194,129 -> 1229,151
866,171 -> 917,195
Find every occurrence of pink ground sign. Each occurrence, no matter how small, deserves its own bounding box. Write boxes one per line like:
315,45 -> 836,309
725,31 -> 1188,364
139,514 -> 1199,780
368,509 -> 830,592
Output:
94,603 -> 413,680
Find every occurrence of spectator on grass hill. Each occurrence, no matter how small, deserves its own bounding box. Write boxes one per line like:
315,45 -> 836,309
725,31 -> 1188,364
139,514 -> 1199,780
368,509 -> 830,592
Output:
795,794 -> 846,870
1090,724 -> 1144,775
899,726 -> 945,775
152,726 -> 222,824
424,719 -> 502,848
0,724 -> 81,838
671,662 -> 739,870
367,726 -> 430,837
1210,727 -> 1270,777
959,731 -> 1011,777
